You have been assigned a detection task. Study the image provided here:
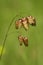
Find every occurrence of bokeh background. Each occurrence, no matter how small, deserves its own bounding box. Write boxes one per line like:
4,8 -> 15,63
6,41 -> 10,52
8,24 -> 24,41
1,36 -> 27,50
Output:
0,0 -> 43,65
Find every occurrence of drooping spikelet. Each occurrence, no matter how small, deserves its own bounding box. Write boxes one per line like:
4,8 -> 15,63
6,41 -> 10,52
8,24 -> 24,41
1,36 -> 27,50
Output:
27,16 -> 36,26
23,37 -> 28,46
15,19 -> 22,29
22,17 -> 28,30
18,35 -> 23,46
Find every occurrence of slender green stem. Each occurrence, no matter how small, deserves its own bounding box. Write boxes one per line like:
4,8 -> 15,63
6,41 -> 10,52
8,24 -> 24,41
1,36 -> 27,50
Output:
0,15 -> 19,59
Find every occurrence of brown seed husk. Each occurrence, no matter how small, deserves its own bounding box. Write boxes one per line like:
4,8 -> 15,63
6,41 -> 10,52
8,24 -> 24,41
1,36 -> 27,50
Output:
22,17 -> 28,30
18,35 -> 23,46
23,37 -> 28,46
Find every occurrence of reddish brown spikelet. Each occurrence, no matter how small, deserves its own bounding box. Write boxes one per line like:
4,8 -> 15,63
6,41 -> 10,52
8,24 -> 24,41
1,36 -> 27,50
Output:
22,17 -> 28,30
18,35 -> 23,46
23,37 -> 28,46
15,19 -> 22,29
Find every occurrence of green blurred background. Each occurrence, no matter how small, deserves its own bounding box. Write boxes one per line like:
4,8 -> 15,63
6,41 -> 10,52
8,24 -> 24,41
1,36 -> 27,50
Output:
0,0 -> 43,65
